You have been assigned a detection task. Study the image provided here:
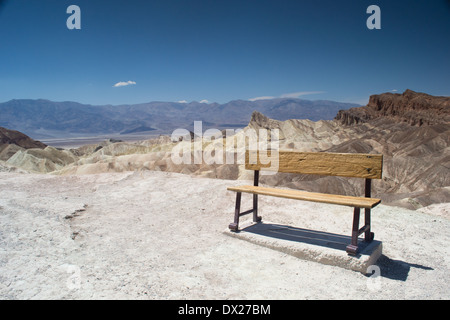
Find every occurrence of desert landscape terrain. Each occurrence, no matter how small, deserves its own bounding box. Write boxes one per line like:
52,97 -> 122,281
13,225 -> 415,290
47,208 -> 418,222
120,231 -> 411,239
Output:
0,90 -> 449,299
0,170 -> 448,299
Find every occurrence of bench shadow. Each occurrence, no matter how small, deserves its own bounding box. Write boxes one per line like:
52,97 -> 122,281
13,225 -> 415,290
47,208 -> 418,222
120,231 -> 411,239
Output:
241,222 -> 433,281
242,222 -> 360,252
374,255 -> 434,281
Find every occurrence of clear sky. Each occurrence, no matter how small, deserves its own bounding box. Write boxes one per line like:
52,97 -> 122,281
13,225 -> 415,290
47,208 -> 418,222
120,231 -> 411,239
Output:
0,0 -> 449,105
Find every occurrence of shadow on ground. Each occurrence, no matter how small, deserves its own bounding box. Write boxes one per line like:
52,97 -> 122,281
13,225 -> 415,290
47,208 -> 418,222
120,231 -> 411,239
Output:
374,255 -> 434,281
242,223 -> 375,257
241,222 -> 433,281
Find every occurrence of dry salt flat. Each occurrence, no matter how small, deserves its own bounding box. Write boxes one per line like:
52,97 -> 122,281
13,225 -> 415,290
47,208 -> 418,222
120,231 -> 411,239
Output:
0,170 -> 449,299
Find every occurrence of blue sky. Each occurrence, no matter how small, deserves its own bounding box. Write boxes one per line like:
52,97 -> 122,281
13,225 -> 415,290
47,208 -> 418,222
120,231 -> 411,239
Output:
0,0 -> 449,105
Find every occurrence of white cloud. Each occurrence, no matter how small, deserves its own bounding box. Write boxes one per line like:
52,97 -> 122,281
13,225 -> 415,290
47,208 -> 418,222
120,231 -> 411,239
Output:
248,96 -> 275,101
391,89 -> 398,92
199,99 -> 209,104
113,80 -> 136,87
280,91 -> 325,98
177,100 -> 188,103
249,91 -> 324,101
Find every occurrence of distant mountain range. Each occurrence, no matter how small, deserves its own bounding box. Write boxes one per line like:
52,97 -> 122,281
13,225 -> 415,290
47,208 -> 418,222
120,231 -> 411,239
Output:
0,98 -> 359,138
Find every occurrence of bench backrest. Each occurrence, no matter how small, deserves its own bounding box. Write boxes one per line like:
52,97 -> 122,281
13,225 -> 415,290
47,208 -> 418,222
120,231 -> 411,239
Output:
246,150 -> 383,179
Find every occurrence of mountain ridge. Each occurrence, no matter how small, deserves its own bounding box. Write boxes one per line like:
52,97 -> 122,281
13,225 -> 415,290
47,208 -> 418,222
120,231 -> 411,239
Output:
0,97 -> 359,138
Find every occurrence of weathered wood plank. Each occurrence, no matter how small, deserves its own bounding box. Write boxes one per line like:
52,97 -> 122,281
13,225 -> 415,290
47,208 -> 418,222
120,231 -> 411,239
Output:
245,150 -> 383,179
227,185 -> 381,209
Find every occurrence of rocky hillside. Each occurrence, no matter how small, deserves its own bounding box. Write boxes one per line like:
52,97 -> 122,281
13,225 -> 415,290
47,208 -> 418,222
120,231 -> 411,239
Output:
0,127 -> 78,172
254,111 -> 449,209
335,89 -> 450,126
0,127 -> 47,163
0,127 -> 47,149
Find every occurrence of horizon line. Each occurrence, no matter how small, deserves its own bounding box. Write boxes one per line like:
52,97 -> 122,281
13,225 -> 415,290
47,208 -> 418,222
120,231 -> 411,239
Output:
0,96 -> 368,107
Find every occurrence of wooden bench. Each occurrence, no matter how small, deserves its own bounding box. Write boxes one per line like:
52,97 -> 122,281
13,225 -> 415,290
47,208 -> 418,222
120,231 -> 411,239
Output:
227,150 -> 383,255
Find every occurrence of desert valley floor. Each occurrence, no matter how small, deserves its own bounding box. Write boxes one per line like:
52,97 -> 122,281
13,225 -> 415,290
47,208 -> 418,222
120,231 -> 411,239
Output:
0,170 -> 448,299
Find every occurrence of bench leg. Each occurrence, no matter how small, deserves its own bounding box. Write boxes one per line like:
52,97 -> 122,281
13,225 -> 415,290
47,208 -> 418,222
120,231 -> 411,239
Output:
253,194 -> 262,223
364,179 -> 374,242
364,208 -> 374,242
346,207 -> 375,255
229,192 -> 242,231
346,207 -> 360,255
229,192 -> 262,232
253,170 -> 262,223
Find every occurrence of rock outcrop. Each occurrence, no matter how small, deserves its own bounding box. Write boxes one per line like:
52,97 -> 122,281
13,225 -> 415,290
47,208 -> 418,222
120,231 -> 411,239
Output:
336,89 -> 450,126
0,127 -> 47,149
5,146 -> 78,173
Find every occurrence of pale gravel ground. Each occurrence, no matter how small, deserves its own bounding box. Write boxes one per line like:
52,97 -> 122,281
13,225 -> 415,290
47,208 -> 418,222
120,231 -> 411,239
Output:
0,170 -> 449,299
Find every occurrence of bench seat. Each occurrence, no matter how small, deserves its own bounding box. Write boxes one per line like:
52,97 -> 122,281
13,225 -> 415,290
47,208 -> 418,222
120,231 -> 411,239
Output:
227,185 -> 381,209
